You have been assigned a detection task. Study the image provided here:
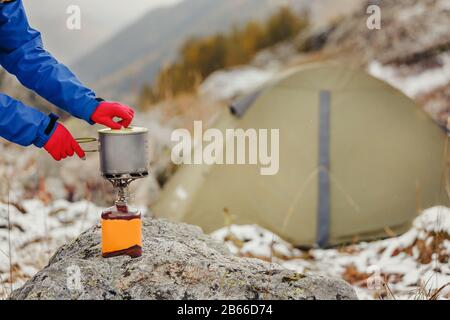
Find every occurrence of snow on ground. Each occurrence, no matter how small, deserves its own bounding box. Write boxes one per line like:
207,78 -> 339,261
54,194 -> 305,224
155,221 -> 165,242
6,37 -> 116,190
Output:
199,66 -> 276,101
0,199 -> 146,299
368,53 -> 450,98
211,206 -> 450,300
1,199 -> 448,300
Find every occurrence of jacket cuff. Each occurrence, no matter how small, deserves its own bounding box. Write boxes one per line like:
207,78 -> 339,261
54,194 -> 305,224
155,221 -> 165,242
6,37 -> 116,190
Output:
32,113 -> 59,148
81,97 -> 103,125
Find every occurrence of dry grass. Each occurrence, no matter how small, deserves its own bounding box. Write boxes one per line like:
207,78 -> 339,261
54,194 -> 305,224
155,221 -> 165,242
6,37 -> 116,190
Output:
392,231 -> 449,264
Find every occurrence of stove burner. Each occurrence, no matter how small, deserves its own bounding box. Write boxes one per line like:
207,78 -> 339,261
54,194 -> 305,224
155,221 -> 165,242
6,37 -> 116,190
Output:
103,172 -> 148,180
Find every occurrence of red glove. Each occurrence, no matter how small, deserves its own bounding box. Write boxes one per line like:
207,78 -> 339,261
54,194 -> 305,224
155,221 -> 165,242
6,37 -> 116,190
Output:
91,101 -> 134,130
44,123 -> 85,161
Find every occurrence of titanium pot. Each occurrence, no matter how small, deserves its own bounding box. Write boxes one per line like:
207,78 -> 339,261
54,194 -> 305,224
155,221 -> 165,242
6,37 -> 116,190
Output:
98,127 -> 149,179
77,126 -> 149,179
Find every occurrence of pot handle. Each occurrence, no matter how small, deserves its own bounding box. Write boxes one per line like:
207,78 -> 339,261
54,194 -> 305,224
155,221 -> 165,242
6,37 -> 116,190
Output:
75,137 -> 98,153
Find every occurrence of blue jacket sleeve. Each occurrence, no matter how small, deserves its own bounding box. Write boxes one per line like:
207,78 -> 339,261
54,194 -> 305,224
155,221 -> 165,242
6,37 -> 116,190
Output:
0,93 -> 56,147
0,0 -> 100,124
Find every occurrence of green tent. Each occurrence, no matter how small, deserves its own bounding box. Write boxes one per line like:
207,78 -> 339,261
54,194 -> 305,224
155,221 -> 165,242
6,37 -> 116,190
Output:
152,64 -> 447,247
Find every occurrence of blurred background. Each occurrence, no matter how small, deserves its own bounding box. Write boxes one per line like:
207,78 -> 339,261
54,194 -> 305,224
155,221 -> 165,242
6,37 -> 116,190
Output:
0,0 -> 449,299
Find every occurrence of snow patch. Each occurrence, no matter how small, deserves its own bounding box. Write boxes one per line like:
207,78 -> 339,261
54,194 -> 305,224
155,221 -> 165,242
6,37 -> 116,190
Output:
212,206 -> 450,300
368,54 -> 450,98
199,67 -> 276,101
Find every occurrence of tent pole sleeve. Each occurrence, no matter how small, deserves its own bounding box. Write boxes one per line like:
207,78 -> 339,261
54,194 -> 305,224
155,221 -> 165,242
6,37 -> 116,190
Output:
317,90 -> 331,248
229,90 -> 263,118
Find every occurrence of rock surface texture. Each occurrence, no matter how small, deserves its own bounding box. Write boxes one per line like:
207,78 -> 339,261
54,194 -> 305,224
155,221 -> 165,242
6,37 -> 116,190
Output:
11,218 -> 357,300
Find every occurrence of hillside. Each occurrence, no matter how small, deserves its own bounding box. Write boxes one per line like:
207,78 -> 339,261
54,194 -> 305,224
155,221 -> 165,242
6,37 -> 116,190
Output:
23,0 -> 182,63
323,0 -> 450,127
72,0 -> 311,100
72,0 -> 360,102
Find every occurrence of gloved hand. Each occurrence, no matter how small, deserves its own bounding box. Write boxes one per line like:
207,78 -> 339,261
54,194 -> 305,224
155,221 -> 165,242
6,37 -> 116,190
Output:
44,123 -> 85,161
91,101 -> 134,130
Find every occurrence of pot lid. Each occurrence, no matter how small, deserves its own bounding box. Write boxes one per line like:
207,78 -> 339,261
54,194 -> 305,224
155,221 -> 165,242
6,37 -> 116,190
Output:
98,126 -> 148,135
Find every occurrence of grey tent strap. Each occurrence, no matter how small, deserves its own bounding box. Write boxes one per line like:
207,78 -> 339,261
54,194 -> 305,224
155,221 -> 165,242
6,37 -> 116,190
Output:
317,90 -> 331,248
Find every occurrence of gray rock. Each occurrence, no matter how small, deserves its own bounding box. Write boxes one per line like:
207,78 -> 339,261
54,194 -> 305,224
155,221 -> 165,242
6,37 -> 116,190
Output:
11,218 -> 357,300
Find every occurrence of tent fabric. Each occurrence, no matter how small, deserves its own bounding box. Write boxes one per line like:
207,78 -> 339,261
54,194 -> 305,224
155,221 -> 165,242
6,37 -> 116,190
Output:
153,64 -> 447,247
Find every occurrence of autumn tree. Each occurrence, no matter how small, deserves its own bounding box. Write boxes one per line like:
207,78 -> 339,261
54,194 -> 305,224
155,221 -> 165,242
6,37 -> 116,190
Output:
139,6 -> 309,107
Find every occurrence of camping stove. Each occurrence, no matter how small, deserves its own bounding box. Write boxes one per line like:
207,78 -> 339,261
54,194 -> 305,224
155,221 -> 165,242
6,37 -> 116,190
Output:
96,127 -> 149,259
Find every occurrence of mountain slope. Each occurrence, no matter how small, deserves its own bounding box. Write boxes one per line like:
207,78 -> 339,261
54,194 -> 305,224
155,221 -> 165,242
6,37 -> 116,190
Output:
71,0 -> 310,100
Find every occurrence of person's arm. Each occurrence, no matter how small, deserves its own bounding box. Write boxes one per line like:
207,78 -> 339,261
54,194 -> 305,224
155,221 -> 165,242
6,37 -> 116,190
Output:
0,93 -> 53,147
0,93 -> 85,160
0,0 -> 99,123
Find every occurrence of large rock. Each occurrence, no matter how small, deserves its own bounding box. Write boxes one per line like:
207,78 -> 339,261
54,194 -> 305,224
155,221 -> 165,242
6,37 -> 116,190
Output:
11,218 -> 357,300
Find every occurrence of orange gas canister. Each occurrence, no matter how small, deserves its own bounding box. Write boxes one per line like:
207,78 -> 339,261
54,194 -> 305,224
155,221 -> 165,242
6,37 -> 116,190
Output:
101,204 -> 142,258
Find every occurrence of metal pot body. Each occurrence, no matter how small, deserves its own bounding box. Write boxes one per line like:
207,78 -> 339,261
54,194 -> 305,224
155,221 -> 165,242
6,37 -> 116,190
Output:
98,127 -> 149,179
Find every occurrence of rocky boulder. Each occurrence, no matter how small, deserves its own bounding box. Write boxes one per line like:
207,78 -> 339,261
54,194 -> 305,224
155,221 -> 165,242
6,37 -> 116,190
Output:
11,218 -> 357,300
